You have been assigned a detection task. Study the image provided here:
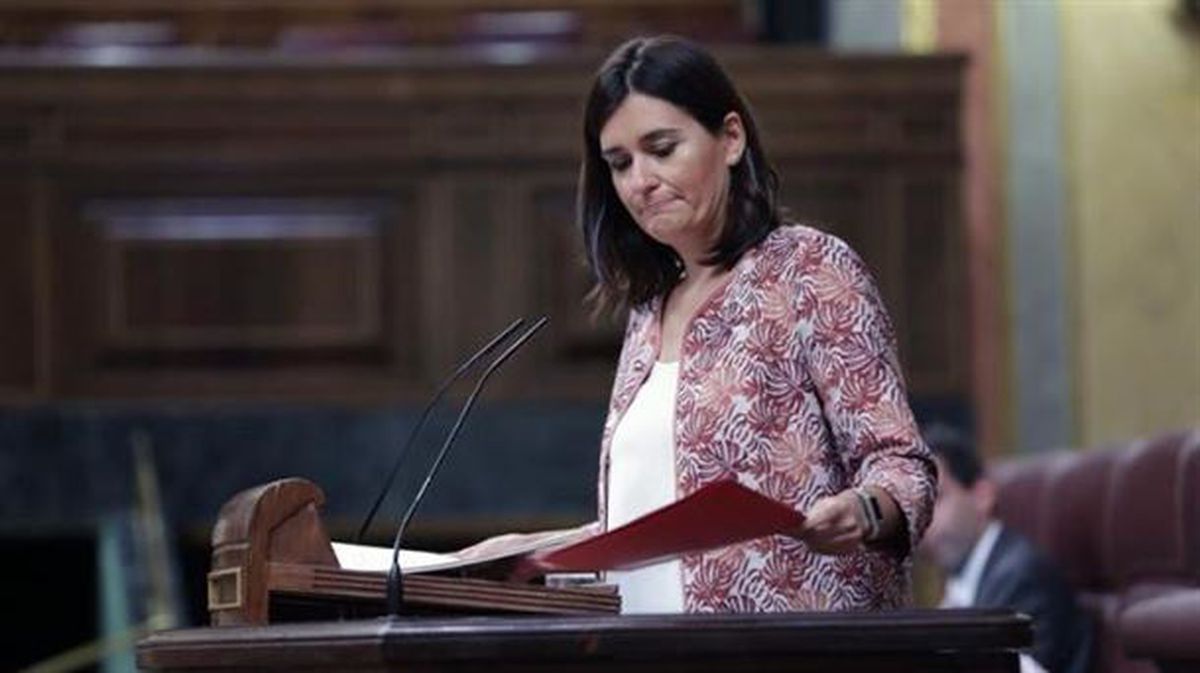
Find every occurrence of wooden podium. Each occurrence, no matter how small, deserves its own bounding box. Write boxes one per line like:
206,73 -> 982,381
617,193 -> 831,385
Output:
150,479 -> 1030,671
205,478 -> 618,624
139,609 -> 1031,672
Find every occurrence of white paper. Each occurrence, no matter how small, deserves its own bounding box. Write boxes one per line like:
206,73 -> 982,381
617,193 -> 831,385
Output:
331,542 -> 460,573
330,525 -> 593,576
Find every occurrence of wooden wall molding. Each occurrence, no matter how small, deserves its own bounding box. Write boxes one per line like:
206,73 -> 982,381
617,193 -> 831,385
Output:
0,49 -> 966,404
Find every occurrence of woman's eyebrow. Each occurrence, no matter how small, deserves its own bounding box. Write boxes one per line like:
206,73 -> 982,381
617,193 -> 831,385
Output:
639,128 -> 681,144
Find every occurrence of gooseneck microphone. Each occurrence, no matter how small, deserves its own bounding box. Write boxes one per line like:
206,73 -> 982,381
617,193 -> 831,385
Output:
386,316 -> 549,617
355,318 -> 527,544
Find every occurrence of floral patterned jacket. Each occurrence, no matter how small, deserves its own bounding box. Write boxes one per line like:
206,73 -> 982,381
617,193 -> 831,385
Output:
597,225 -> 937,612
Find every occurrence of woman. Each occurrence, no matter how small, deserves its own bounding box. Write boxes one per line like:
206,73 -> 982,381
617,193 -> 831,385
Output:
580,36 -> 936,613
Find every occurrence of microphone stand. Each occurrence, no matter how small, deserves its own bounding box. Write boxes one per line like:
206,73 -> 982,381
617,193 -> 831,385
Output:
354,318 -> 526,544
386,316 -> 549,617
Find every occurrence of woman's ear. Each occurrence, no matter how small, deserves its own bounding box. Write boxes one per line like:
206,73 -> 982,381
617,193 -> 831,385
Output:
721,111 -> 746,166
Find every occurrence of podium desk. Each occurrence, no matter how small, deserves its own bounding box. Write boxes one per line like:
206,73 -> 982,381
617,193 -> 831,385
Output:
138,608 -> 1030,672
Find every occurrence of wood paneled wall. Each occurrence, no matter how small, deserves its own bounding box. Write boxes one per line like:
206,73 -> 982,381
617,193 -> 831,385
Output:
0,48 -> 965,404
0,0 -> 748,48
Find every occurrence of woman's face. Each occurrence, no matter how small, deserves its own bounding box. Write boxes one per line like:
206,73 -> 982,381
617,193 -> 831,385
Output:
598,92 -> 744,254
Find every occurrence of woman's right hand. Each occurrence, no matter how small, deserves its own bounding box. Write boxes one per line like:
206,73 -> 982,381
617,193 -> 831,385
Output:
791,491 -> 869,556
453,521 -> 597,561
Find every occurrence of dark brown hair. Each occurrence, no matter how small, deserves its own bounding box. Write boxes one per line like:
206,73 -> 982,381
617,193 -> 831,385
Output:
578,36 -> 782,310
923,423 -> 980,487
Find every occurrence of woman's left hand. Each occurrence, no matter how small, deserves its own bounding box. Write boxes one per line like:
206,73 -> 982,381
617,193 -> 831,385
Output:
790,490 -> 868,555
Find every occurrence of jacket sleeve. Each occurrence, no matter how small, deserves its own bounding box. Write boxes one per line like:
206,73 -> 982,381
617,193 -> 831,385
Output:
978,534 -> 1095,673
796,233 -> 937,553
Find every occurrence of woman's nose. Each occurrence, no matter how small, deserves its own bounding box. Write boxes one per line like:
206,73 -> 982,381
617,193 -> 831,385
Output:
629,157 -> 659,194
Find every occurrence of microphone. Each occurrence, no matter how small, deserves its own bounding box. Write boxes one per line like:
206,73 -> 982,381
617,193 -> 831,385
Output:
386,316 -> 549,616
355,317 -> 527,543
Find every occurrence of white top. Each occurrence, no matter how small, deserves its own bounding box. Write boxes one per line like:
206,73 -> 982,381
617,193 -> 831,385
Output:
941,522 -> 1048,673
605,361 -> 685,614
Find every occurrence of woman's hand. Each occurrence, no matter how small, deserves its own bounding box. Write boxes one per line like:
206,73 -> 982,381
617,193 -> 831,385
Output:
453,522 -> 597,561
792,486 -> 903,555
791,490 -> 869,555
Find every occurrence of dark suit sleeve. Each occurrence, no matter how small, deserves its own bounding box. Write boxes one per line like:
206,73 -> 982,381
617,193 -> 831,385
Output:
976,532 -> 1093,673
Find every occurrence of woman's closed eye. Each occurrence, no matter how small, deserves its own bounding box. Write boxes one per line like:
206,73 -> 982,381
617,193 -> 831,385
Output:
607,155 -> 631,173
648,141 -> 677,159
603,141 -> 675,174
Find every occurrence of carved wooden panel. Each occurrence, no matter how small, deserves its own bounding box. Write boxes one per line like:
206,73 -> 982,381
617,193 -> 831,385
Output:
0,0 -> 747,48
446,180 -> 515,366
51,187 -> 422,400
901,175 -> 965,395
0,49 -> 965,403
0,175 -> 36,395
529,180 -> 624,399
91,199 -> 382,349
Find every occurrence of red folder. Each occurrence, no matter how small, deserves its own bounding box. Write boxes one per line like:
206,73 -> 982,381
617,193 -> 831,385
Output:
524,478 -> 804,576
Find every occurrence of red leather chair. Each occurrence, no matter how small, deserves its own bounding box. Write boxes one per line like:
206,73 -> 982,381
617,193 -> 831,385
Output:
990,429 -> 1200,673
991,451 -> 1069,549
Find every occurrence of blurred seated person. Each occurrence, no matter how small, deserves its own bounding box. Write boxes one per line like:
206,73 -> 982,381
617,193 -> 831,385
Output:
920,423 -> 1092,673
